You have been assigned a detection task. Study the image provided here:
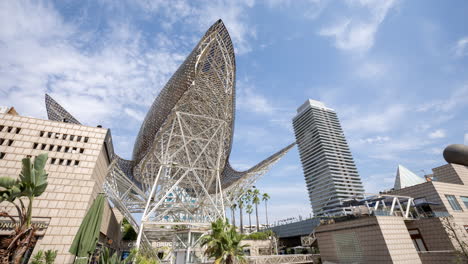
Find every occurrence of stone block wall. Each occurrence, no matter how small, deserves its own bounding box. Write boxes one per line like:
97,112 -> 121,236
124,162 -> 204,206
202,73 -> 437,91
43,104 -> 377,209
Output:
0,113 -> 121,263
316,216 -> 421,264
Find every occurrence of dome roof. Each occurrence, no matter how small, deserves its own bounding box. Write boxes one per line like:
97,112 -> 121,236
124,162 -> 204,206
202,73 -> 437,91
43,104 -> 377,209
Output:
443,144 -> 468,166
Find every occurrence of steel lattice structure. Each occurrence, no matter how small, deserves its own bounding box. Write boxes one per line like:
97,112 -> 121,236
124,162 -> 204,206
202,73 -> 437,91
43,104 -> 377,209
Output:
45,20 -> 294,257
45,94 -> 81,125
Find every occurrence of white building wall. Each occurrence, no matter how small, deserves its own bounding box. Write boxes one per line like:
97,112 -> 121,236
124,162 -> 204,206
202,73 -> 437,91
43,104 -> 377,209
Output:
292,100 -> 364,216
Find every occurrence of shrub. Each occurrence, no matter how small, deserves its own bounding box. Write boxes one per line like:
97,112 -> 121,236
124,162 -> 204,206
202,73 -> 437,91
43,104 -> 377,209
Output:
30,249 -> 58,264
244,231 -> 271,240
122,219 -> 137,241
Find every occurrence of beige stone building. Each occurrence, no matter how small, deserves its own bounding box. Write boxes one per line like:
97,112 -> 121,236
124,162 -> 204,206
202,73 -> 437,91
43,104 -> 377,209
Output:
315,151 -> 468,263
0,108 -> 122,263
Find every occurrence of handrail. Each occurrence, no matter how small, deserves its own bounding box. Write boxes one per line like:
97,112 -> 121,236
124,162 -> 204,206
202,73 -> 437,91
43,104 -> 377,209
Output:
246,254 -> 318,264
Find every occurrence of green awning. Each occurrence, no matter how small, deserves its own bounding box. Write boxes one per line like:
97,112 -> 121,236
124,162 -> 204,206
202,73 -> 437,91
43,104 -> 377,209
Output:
69,193 -> 105,264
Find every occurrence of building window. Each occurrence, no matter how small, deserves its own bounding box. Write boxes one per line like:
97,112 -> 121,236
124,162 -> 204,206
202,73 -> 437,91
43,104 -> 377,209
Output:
446,195 -> 463,211
80,148 -> 84,154
7,127 -> 13,133
7,140 -> 13,146
40,131 -> 45,137
0,152 -> 5,159
59,159 -> 64,165
51,158 -> 56,164
49,145 -> 55,151
57,146 -> 62,152
84,137 -> 89,143
41,144 -> 46,150
461,197 -> 468,209
66,160 -> 72,166
77,136 -> 82,142
65,146 -> 70,153
0,138 -> 4,145
47,132 -> 53,138
409,229 -> 427,252
74,160 -> 79,166
33,143 -> 38,149
70,135 -> 75,141
0,125 -> 4,132
62,134 -> 68,140
15,128 -> 21,134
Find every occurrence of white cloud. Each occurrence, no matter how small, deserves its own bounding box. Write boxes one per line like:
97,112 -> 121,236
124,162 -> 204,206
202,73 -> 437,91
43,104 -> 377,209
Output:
127,0 -> 256,54
359,135 -> 390,144
417,84 -> 468,113
464,134 -> 468,145
355,61 -> 388,79
362,173 -> 395,193
124,108 -> 145,121
259,184 -> 311,221
428,129 -> 446,139
428,147 -> 443,155
236,81 -> 297,133
194,1 -> 256,54
237,86 -> 275,115
319,0 -> 397,52
262,185 -> 307,197
342,104 -> 406,133
454,37 -> 468,57
234,125 -> 292,153
366,139 -> 428,160
265,0 -> 325,19
0,1 -> 184,127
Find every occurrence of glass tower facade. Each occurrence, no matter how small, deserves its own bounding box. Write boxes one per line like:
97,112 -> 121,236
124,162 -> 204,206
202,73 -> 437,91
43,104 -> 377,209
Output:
292,99 -> 364,216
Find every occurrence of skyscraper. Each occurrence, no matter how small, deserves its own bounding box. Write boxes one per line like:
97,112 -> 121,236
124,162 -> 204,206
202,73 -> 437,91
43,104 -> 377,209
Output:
292,99 -> 364,216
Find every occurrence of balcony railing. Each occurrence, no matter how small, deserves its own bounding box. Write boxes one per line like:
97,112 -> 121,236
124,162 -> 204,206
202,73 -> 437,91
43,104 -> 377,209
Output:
200,254 -> 318,264
419,211 -> 451,218
246,254 -> 318,264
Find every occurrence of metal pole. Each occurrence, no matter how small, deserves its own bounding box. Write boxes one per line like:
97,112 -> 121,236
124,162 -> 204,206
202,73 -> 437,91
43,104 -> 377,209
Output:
136,166 -> 163,249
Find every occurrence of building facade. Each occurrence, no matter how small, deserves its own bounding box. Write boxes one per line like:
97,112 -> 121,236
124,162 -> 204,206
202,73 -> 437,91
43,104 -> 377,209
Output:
315,146 -> 468,263
0,110 -> 121,263
292,99 -> 364,216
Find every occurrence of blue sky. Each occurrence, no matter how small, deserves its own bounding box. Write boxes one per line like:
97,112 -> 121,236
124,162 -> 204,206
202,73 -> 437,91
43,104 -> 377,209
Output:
1,0 -> 467,223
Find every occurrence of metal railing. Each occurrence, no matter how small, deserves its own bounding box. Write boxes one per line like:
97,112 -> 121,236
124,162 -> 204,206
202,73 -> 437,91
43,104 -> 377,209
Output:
419,211 -> 451,218
418,250 -> 455,254
246,254 -> 317,264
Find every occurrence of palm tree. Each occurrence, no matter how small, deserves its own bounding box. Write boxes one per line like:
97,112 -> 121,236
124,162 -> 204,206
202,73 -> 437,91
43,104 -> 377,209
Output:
201,218 -> 248,264
230,203 -> 237,227
0,154 -> 49,264
262,193 -> 270,227
237,198 -> 244,234
252,189 -> 261,232
242,189 -> 253,233
246,205 -> 253,233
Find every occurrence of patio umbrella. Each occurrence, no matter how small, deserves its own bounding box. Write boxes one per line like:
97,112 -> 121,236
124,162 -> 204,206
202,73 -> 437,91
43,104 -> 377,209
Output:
69,193 -> 106,264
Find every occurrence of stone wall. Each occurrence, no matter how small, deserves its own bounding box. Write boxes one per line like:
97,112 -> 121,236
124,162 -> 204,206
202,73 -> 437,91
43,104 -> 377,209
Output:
241,240 -> 272,256
432,163 -> 468,185
316,216 -> 421,264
